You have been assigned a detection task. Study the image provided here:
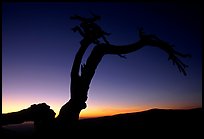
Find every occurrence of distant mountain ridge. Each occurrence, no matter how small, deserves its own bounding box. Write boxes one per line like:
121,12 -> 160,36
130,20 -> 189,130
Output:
78,108 -> 203,132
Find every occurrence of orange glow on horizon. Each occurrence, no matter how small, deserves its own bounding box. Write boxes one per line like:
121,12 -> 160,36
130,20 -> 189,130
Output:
79,102 -> 201,119
3,96 -> 201,119
79,107 -> 143,119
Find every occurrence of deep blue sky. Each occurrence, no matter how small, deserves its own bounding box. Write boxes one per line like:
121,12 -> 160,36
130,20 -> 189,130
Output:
2,2 -> 202,118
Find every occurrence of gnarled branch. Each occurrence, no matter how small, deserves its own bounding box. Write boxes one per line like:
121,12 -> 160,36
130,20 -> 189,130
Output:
101,34 -> 190,76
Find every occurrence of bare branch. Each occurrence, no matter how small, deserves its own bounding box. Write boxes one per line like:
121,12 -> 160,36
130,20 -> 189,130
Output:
101,33 -> 190,76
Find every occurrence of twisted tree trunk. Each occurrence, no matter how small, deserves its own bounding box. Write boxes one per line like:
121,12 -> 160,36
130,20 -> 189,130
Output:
56,32 -> 190,130
56,39 -> 96,129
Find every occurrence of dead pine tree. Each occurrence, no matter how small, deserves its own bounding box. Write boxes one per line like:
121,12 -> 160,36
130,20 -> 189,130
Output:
56,14 -> 191,131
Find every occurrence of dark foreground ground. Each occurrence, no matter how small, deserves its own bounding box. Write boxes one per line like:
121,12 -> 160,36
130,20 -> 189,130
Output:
1,108 -> 203,138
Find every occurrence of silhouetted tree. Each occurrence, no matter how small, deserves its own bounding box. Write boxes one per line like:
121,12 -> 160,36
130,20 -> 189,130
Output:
55,14 -> 191,130
1,14 -> 191,134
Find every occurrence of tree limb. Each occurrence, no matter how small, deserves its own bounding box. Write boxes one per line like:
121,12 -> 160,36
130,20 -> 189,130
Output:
100,35 -> 190,76
70,39 -> 92,79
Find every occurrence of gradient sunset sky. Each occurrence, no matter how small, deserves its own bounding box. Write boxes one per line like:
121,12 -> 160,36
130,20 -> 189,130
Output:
2,2 -> 202,118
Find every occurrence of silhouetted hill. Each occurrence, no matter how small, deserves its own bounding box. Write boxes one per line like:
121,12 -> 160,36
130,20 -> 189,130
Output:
1,103 -> 55,126
1,108 -> 202,138
78,108 -> 203,136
